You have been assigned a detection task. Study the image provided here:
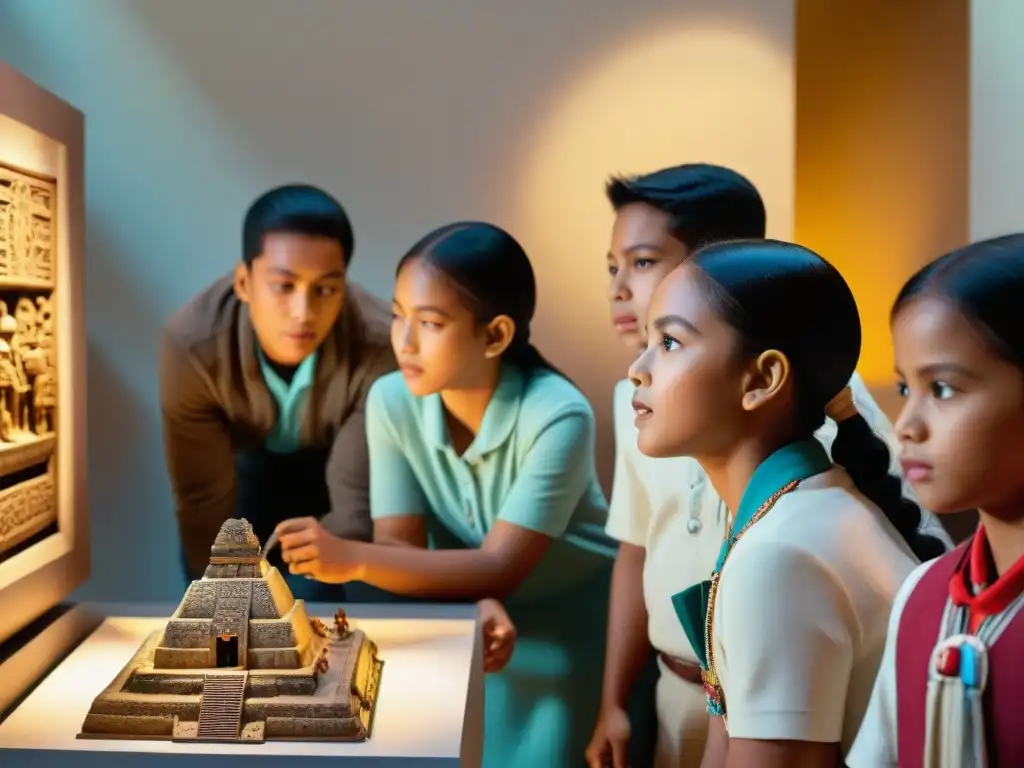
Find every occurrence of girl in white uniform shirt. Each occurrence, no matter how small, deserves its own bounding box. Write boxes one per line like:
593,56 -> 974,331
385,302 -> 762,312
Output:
630,239 -> 947,767
585,164 -> 951,768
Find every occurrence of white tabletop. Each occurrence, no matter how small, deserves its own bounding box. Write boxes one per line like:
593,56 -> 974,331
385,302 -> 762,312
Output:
0,602 -> 483,767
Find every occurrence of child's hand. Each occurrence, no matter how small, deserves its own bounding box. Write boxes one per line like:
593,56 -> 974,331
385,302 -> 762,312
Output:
478,598 -> 516,673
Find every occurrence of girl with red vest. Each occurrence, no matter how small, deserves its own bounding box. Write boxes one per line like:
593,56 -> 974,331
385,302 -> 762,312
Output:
848,233 -> 1024,768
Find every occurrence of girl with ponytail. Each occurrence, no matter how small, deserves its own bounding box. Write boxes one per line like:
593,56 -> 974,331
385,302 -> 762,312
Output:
277,221 -> 616,768
628,239 -> 939,766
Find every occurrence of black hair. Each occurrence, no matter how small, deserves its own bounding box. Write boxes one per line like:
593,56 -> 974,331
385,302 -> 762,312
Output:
396,222 -> 562,377
690,239 -> 945,562
606,163 -> 767,250
892,233 -> 1024,369
242,184 -> 355,266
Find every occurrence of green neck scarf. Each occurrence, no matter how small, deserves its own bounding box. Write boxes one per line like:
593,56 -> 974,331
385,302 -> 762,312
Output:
670,439 -> 833,667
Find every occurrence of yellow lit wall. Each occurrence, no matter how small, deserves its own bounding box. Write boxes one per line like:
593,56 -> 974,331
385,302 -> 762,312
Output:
795,0 -> 969,407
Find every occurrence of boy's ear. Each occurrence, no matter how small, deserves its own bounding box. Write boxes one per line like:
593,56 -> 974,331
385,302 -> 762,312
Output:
233,262 -> 251,304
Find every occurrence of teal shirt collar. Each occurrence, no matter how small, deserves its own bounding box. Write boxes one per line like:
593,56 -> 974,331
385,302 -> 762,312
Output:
714,438 -> 832,571
424,364 -> 524,462
257,347 -> 318,402
672,439 -> 832,668
256,346 -> 319,453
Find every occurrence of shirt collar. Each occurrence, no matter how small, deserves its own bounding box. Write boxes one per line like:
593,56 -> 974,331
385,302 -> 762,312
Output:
256,344 -> 318,404
424,364 -> 525,462
949,525 -> 1024,628
238,300 -> 344,442
716,438 -> 832,570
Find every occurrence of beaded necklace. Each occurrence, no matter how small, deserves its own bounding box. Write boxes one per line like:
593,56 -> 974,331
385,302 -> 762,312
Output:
701,479 -> 801,716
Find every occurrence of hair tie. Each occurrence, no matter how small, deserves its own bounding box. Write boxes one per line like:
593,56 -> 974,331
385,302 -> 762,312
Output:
825,386 -> 858,423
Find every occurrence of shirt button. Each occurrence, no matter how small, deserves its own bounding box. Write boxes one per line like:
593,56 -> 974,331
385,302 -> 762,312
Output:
687,518 -> 702,535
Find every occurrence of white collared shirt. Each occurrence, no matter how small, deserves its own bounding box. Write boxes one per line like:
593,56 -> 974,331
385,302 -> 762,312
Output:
845,558 -> 938,767
712,466 -> 919,750
605,372 -> 952,665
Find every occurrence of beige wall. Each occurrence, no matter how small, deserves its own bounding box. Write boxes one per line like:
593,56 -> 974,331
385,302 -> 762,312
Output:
971,0 -> 1024,240
0,0 -> 795,600
795,0 -> 969,402
516,6 -> 795,498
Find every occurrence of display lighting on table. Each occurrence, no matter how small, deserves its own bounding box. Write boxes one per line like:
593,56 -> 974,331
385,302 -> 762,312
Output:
77,518 -> 383,744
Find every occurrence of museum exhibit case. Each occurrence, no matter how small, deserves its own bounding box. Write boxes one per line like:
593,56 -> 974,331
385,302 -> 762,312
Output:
0,60 -> 481,767
0,59 -> 89,715
1,518 -> 481,764
1,598 -> 482,766
79,518 -> 384,744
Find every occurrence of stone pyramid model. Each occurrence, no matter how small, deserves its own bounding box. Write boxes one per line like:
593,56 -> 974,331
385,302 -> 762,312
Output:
78,518 -> 383,743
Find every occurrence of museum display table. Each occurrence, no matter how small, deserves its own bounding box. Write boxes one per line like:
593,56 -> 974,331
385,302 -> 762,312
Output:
0,601 -> 483,767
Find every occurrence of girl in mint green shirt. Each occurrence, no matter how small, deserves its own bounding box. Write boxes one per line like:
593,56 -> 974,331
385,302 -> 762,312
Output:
277,221 -> 617,767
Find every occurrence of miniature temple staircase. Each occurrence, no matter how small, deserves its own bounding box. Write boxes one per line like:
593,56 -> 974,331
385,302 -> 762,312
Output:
196,672 -> 248,740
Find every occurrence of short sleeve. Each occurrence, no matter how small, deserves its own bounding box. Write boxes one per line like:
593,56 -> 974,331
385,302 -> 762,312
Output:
365,380 -> 430,519
846,560 -> 935,768
605,382 -> 651,546
496,409 -> 594,538
717,542 -> 855,742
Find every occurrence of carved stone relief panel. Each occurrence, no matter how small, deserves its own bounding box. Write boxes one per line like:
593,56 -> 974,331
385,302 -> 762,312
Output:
0,162 -> 58,557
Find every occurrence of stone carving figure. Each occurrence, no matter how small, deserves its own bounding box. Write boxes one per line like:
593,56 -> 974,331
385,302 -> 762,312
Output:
35,295 -> 53,347
0,302 -> 30,440
7,296 -> 55,436
30,333 -> 55,434
14,297 -> 37,346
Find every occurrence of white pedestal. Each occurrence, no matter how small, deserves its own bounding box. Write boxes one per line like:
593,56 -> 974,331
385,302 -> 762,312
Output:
0,602 -> 483,767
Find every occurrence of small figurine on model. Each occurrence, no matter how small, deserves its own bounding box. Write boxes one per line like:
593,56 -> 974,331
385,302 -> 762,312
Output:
309,617 -> 328,637
316,647 -> 330,674
334,608 -> 349,636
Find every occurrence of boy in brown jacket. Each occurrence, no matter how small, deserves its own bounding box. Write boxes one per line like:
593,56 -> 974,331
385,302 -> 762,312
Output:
159,184 -> 395,598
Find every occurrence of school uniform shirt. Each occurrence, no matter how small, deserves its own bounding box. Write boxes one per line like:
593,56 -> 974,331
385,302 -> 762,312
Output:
367,363 -> 615,601
846,557 -> 938,767
605,371 -> 951,767
366,363 -> 617,768
606,371 -> 950,659
709,454 -> 918,752
256,345 -> 319,454
159,274 -> 396,578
